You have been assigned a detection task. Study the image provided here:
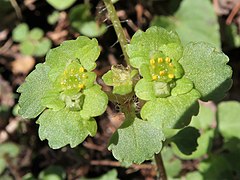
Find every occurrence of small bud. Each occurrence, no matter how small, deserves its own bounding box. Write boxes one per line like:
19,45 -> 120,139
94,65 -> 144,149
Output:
159,71 -> 165,76
165,57 -> 171,63
152,75 -> 158,80
158,58 -> 163,63
150,59 -> 155,65
79,67 -> 84,73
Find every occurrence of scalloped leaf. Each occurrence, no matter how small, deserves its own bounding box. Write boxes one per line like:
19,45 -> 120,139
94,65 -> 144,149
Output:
218,101 -> 240,140
37,109 -> 97,149
80,85 -> 108,119
17,64 -> 52,118
45,36 -> 100,81
108,117 -> 164,164
179,42 -> 232,101
141,89 -> 200,129
126,26 -> 183,68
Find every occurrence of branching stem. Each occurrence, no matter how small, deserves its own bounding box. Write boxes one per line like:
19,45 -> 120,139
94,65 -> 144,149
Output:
154,152 -> 167,180
103,0 -> 130,66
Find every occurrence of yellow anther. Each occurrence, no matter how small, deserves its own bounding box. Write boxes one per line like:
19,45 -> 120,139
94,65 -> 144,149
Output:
169,63 -> 174,67
165,57 -> 171,63
158,58 -> 163,63
152,75 -> 158,80
82,74 -> 88,78
159,71 -> 165,76
79,84 -> 84,89
168,74 -> 174,79
79,67 -> 84,73
150,59 -> 155,65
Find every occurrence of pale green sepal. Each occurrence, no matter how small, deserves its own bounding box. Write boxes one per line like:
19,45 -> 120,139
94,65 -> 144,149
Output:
102,70 -> 113,85
41,91 -> 65,111
134,79 -> 155,101
171,78 -> 193,96
141,89 -> 201,129
17,64 -> 52,118
80,85 -> 108,119
37,109 -> 97,149
108,117 -> 164,164
45,36 -> 100,81
179,42 -> 232,101
126,26 -> 183,69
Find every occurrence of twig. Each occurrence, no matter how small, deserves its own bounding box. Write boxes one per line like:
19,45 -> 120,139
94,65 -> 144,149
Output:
226,1 -> 240,25
9,0 -> 22,19
154,152 -> 167,180
102,0 -> 130,66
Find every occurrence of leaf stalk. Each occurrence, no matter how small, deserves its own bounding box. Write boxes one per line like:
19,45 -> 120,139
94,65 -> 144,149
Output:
154,152 -> 167,180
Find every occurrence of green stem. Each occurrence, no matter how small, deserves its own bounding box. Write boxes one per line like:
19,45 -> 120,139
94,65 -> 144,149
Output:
154,152 -> 167,180
103,0 -> 130,66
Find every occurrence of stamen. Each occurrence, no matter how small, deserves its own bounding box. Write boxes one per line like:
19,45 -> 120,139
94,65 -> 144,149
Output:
79,67 -> 84,73
150,59 -> 155,65
159,71 -> 165,76
169,63 -> 174,67
165,57 -> 171,63
79,84 -> 84,89
158,58 -> 163,63
152,75 -> 158,80
168,74 -> 174,79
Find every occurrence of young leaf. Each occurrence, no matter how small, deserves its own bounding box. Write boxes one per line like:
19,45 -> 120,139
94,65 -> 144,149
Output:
170,126 -> 200,155
17,64 -> 52,118
12,23 -> 29,42
179,42 -> 232,101
108,117 -> 164,164
45,36 -> 100,81
29,28 -> 44,40
37,109 -> 97,149
126,26 -> 183,69
141,89 -> 200,129
218,101 -> 240,140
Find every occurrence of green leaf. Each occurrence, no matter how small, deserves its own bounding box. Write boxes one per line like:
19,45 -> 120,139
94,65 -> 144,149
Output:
150,0 -> 221,48
80,85 -> 108,119
126,26 -> 183,69
218,101 -> 240,140
45,36 -> 100,81
29,28 -> 44,40
161,147 -> 182,178
185,171 -> 204,180
190,103 -> 215,130
47,11 -> 60,25
41,91 -> 65,111
199,155 -> 233,179
81,169 -> 118,180
37,109 -> 97,149
38,166 -> 66,180
108,117 -> 164,164
141,89 -> 200,129
20,41 -> 35,55
171,126 -> 200,155
172,130 -> 214,159
34,38 -> 52,57
46,0 -> 77,10
0,142 -> 20,174
12,23 -> 29,42
179,42 -> 232,101
69,4 -> 106,37
17,64 -> 52,118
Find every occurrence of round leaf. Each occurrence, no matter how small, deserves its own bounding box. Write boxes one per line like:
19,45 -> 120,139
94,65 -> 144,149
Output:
37,109 -> 97,149
29,28 -> 44,40
46,0 -> 77,10
141,89 -> 201,129
179,42 -> 232,101
17,64 -> 53,118
108,117 -> 164,164
12,23 -> 29,42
